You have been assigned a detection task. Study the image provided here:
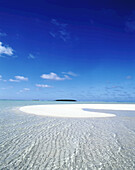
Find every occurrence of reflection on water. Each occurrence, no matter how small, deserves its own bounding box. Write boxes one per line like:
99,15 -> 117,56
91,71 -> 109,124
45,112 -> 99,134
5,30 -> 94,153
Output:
0,101 -> 135,169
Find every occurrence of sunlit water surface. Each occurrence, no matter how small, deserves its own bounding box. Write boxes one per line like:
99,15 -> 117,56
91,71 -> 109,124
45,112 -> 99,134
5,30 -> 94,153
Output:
0,100 -> 135,170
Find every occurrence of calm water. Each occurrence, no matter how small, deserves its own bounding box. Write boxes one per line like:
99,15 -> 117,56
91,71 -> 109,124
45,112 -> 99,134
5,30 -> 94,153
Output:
0,100 -> 135,170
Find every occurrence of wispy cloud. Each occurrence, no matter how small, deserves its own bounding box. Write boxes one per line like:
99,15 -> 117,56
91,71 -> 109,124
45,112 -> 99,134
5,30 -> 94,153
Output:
105,85 -> 124,91
0,32 -> 7,37
36,84 -> 52,88
0,75 -> 2,80
125,11 -> 135,32
24,88 -> 30,91
15,76 -> 28,81
2,80 -> 7,82
111,86 -> 124,89
51,19 -> 60,26
62,71 -> 77,77
50,19 -> 70,42
17,88 -> 30,94
41,72 -> 71,81
28,53 -> 35,59
18,90 -> 23,93
0,42 -> 14,57
126,21 -> 135,32
1,87 -> 7,90
59,30 -> 70,42
49,32 -> 56,38
126,75 -> 132,80
63,75 -> 71,80
1,86 -> 13,90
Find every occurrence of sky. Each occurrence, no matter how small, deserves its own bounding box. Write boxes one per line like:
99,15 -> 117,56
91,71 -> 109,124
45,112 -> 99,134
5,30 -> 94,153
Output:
0,0 -> 135,101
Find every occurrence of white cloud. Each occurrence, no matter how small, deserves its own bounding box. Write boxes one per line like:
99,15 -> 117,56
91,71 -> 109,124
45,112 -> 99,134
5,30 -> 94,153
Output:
28,53 -> 35,59
62,71 -> 77,77
36,84 -> 52,88
0,42 -> 14,57
41,72 -> 70,81
15,76 -> 28,81
9,79 -> 19,82
9,76 -> 28,82
0,75 -> 2,80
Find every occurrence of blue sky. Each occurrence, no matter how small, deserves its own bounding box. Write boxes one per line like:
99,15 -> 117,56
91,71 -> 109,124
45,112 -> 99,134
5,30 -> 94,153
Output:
0,0 -> 135,101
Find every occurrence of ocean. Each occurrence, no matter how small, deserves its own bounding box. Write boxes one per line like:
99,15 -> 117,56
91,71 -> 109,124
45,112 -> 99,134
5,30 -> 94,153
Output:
0,100 -> 135,169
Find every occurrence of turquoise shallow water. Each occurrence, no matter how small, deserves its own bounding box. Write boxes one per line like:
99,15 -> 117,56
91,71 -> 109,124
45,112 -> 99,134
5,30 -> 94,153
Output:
0,100 -> 135,169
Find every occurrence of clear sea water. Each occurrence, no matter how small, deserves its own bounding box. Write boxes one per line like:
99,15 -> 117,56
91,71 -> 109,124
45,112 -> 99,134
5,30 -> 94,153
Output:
0,100 -> 135,170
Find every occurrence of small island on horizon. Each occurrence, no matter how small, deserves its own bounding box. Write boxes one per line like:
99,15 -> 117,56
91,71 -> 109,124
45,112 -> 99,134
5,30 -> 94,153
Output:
55,99 -> 77,102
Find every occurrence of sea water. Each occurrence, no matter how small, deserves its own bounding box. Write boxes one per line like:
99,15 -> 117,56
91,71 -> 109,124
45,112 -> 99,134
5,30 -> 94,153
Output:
0,100 -> 135,169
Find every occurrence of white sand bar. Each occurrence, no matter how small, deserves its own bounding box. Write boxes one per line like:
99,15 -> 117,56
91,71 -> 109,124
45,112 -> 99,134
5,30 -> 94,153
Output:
19,104 -> 135,118
19,104 -> 134,118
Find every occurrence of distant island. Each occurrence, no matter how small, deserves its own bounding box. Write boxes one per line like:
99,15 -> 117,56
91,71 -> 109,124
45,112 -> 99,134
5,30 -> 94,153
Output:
55,99 -> 77,102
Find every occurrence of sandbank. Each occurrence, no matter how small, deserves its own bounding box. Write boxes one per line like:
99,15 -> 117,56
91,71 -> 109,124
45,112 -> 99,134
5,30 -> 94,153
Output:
19,104 -> 135,118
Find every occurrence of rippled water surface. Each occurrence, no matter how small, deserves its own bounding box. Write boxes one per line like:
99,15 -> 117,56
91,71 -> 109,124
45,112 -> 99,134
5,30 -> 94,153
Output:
0,100 -> 135,170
